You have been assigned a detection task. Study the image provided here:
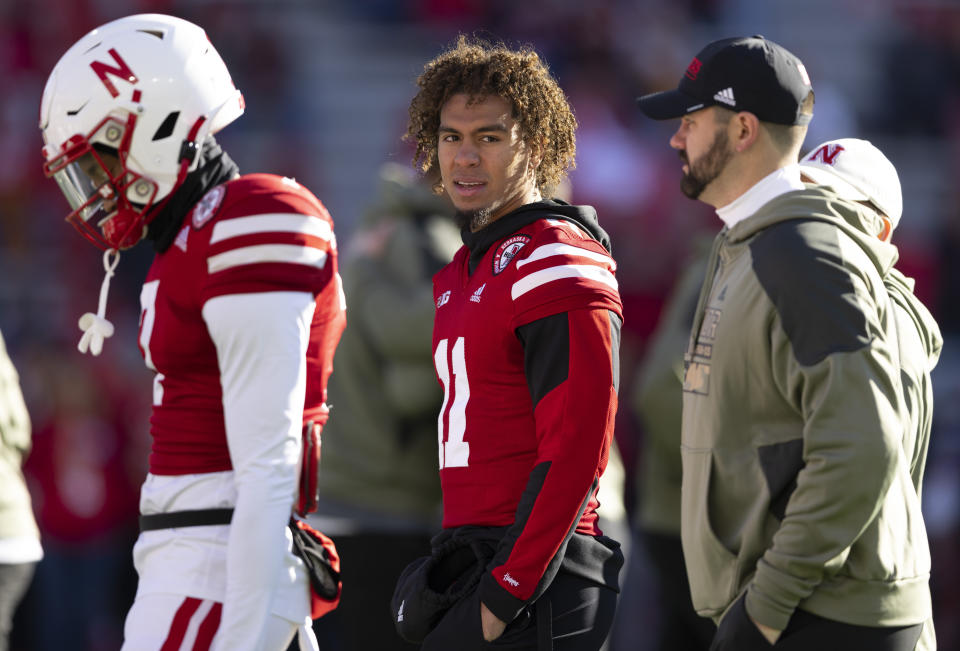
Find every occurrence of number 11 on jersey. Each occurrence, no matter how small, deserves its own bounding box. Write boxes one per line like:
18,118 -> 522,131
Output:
434,337 -> 470,469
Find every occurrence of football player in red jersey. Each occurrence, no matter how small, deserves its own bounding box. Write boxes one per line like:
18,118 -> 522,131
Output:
39,14 -> 345,651
391,37 -> 624,650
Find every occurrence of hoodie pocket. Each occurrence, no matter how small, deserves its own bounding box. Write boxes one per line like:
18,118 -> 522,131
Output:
681,447 -> 741,617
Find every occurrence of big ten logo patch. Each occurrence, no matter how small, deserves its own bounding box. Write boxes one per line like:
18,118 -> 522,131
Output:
436,290 -> 451,308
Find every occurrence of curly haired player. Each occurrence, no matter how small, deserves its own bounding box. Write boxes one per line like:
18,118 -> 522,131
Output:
392,36 -> 624,651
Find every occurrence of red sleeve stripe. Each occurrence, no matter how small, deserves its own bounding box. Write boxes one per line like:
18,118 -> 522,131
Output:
511,264 -> 618,300
210,213 -> 333,245
516,243 -> 615,270
207,244 -> 328,273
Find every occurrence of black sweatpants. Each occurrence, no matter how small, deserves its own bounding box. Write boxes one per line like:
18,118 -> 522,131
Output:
0,562 -> 36,651
421,571 -> 618,651
710,594 -> 924,651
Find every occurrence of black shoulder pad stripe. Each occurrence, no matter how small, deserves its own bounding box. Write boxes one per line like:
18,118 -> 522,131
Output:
750,220 -> 871,366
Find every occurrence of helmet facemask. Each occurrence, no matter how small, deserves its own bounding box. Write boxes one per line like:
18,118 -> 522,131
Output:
43,114 -> 159,250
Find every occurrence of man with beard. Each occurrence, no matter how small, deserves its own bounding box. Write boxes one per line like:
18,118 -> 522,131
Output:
391,36 -> 624,651
637,36 -> 934,650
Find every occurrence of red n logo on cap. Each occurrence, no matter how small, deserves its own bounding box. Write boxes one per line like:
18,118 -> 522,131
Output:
685,57 -> 702,80
90,48 -> 138,98
809,144 -> 845,166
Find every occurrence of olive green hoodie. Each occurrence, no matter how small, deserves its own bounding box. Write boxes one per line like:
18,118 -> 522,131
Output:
680,186 -> 933,634
886,267 -> 942,494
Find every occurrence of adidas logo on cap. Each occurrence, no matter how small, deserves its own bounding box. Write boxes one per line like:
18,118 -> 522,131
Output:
713,87 -> 736,107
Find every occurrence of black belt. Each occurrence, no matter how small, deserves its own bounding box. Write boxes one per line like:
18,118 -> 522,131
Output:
139,508 -> 234,531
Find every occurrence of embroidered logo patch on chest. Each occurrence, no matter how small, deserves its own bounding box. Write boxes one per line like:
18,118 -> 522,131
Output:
191,185 -> 226,230
492,235 -> 531,275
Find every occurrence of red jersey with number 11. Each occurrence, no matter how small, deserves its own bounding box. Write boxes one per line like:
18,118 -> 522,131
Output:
432,201 -> 621,602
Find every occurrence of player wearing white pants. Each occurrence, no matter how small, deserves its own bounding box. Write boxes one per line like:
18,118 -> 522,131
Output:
39,14 -> 346,651
123,595 -> 318,651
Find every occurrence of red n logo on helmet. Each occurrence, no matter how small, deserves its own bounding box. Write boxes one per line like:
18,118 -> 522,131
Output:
90,48 -> 139,98
810,144 -> 845,166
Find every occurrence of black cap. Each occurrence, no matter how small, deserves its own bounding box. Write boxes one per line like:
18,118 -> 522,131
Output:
637,35 -> 813,126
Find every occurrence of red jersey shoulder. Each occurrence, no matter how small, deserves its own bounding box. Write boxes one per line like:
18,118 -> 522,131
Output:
198,174 -> 333,229
506,217 -> 621,325
195,174 -> 338,301
515,218 -> 610,258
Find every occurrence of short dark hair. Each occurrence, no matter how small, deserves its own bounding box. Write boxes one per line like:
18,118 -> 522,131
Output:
763,90 -> 815,151
406,35 -> 577,195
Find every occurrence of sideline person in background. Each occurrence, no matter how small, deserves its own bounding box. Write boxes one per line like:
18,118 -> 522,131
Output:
799,137 -> 941,651
307,162 -> 459,651
0,331 -> 41,651
629,236 -> 716,651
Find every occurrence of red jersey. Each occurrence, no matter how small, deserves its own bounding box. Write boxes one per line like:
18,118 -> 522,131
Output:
432,201 -> 622,605
139,173 -> 345,475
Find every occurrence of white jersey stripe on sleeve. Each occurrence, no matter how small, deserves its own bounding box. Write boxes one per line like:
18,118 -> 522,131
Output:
210,213 -> 333,244
516,242 -> 613,269
208,244 -> 328,273
511,264 -> 618,300
544,219 -> 586,238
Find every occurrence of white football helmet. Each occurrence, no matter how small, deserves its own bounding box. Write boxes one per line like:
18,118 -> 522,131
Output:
40,14 -> 244,249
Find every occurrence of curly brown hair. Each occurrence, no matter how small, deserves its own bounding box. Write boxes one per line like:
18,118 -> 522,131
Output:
406,35 -> 577,196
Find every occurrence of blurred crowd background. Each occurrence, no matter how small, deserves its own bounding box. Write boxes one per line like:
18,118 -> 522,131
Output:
2,0 -> 959,649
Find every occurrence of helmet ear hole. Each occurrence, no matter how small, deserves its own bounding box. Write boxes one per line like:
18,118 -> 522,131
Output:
153,111 -> 180,141
136,29 -> 165,40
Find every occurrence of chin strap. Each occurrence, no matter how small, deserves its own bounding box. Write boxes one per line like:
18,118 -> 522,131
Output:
78,248 -> 120,356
